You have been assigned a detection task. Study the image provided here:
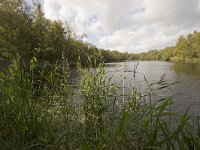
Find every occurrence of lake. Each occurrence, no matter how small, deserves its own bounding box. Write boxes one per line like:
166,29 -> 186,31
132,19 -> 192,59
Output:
105,61 -> 200,116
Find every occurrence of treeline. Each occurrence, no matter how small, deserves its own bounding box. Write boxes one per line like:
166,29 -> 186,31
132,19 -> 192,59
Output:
138,31 -> 200,63
0,0 -> 133,68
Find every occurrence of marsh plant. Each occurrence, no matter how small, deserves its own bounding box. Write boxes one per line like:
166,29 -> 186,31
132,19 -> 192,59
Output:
0,56 -> 200,150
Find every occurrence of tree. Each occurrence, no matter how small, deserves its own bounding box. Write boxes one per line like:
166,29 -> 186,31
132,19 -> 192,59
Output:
0,0 -> 32,65
172,36 -> 189,61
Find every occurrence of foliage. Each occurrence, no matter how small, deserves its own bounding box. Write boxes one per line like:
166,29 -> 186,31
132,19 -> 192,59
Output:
0,57 -> 200,149
0,0 -> 132,69
1,1 -> 200,149
138,31 -> 200,63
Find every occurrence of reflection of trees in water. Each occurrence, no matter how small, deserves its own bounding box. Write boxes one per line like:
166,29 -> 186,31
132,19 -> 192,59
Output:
173,63 -> 200,77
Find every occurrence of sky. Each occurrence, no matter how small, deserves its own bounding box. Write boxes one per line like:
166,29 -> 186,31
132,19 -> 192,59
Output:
34,0 -> 200,53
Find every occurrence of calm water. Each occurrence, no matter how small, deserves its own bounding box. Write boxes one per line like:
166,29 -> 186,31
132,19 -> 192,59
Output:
105,61 -> 200,116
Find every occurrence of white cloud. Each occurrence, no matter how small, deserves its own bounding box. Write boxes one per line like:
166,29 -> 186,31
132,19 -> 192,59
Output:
43,0 -> 200,53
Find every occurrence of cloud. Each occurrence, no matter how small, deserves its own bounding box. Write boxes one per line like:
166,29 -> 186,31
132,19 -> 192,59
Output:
43,0 -> 200,53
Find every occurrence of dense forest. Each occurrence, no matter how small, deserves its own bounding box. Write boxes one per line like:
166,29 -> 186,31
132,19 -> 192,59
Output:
138,31 -> 200,63
0,0 -> 136,69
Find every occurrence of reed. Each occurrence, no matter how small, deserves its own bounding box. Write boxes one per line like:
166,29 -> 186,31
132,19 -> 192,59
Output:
0,56 -> 199,149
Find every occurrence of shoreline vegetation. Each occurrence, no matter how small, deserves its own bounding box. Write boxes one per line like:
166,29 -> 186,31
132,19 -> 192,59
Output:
1,56 -> 200,149
1,1 -> 200,69
1,0 -> 200,149
0,0 -> 135,69
137,31 -> 200,64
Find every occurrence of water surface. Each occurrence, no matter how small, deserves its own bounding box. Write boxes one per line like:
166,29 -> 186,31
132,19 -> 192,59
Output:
105,61 -> 200,116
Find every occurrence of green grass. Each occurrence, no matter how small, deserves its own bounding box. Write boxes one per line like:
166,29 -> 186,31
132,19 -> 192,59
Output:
0,56 -> 200,149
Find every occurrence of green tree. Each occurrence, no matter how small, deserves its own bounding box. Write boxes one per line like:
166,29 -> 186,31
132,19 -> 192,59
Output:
0,0 -> 33,65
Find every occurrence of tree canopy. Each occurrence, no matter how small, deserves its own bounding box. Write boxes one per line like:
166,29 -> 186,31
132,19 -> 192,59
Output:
0,0 -> 133,68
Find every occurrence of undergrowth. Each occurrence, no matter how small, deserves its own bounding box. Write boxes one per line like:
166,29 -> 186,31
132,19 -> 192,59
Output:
0,55 -> 200,150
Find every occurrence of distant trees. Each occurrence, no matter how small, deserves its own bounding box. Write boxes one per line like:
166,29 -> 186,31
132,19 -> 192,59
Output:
159,46 -> 174,61
0,0 -> 131,68
138,31 -> 200,63
138,50 -> 160,60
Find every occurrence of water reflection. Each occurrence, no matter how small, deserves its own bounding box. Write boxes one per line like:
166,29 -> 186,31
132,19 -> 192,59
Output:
173,62 -> 200,77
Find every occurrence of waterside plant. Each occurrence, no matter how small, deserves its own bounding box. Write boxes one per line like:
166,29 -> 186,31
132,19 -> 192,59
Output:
0,56 -> 200,150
